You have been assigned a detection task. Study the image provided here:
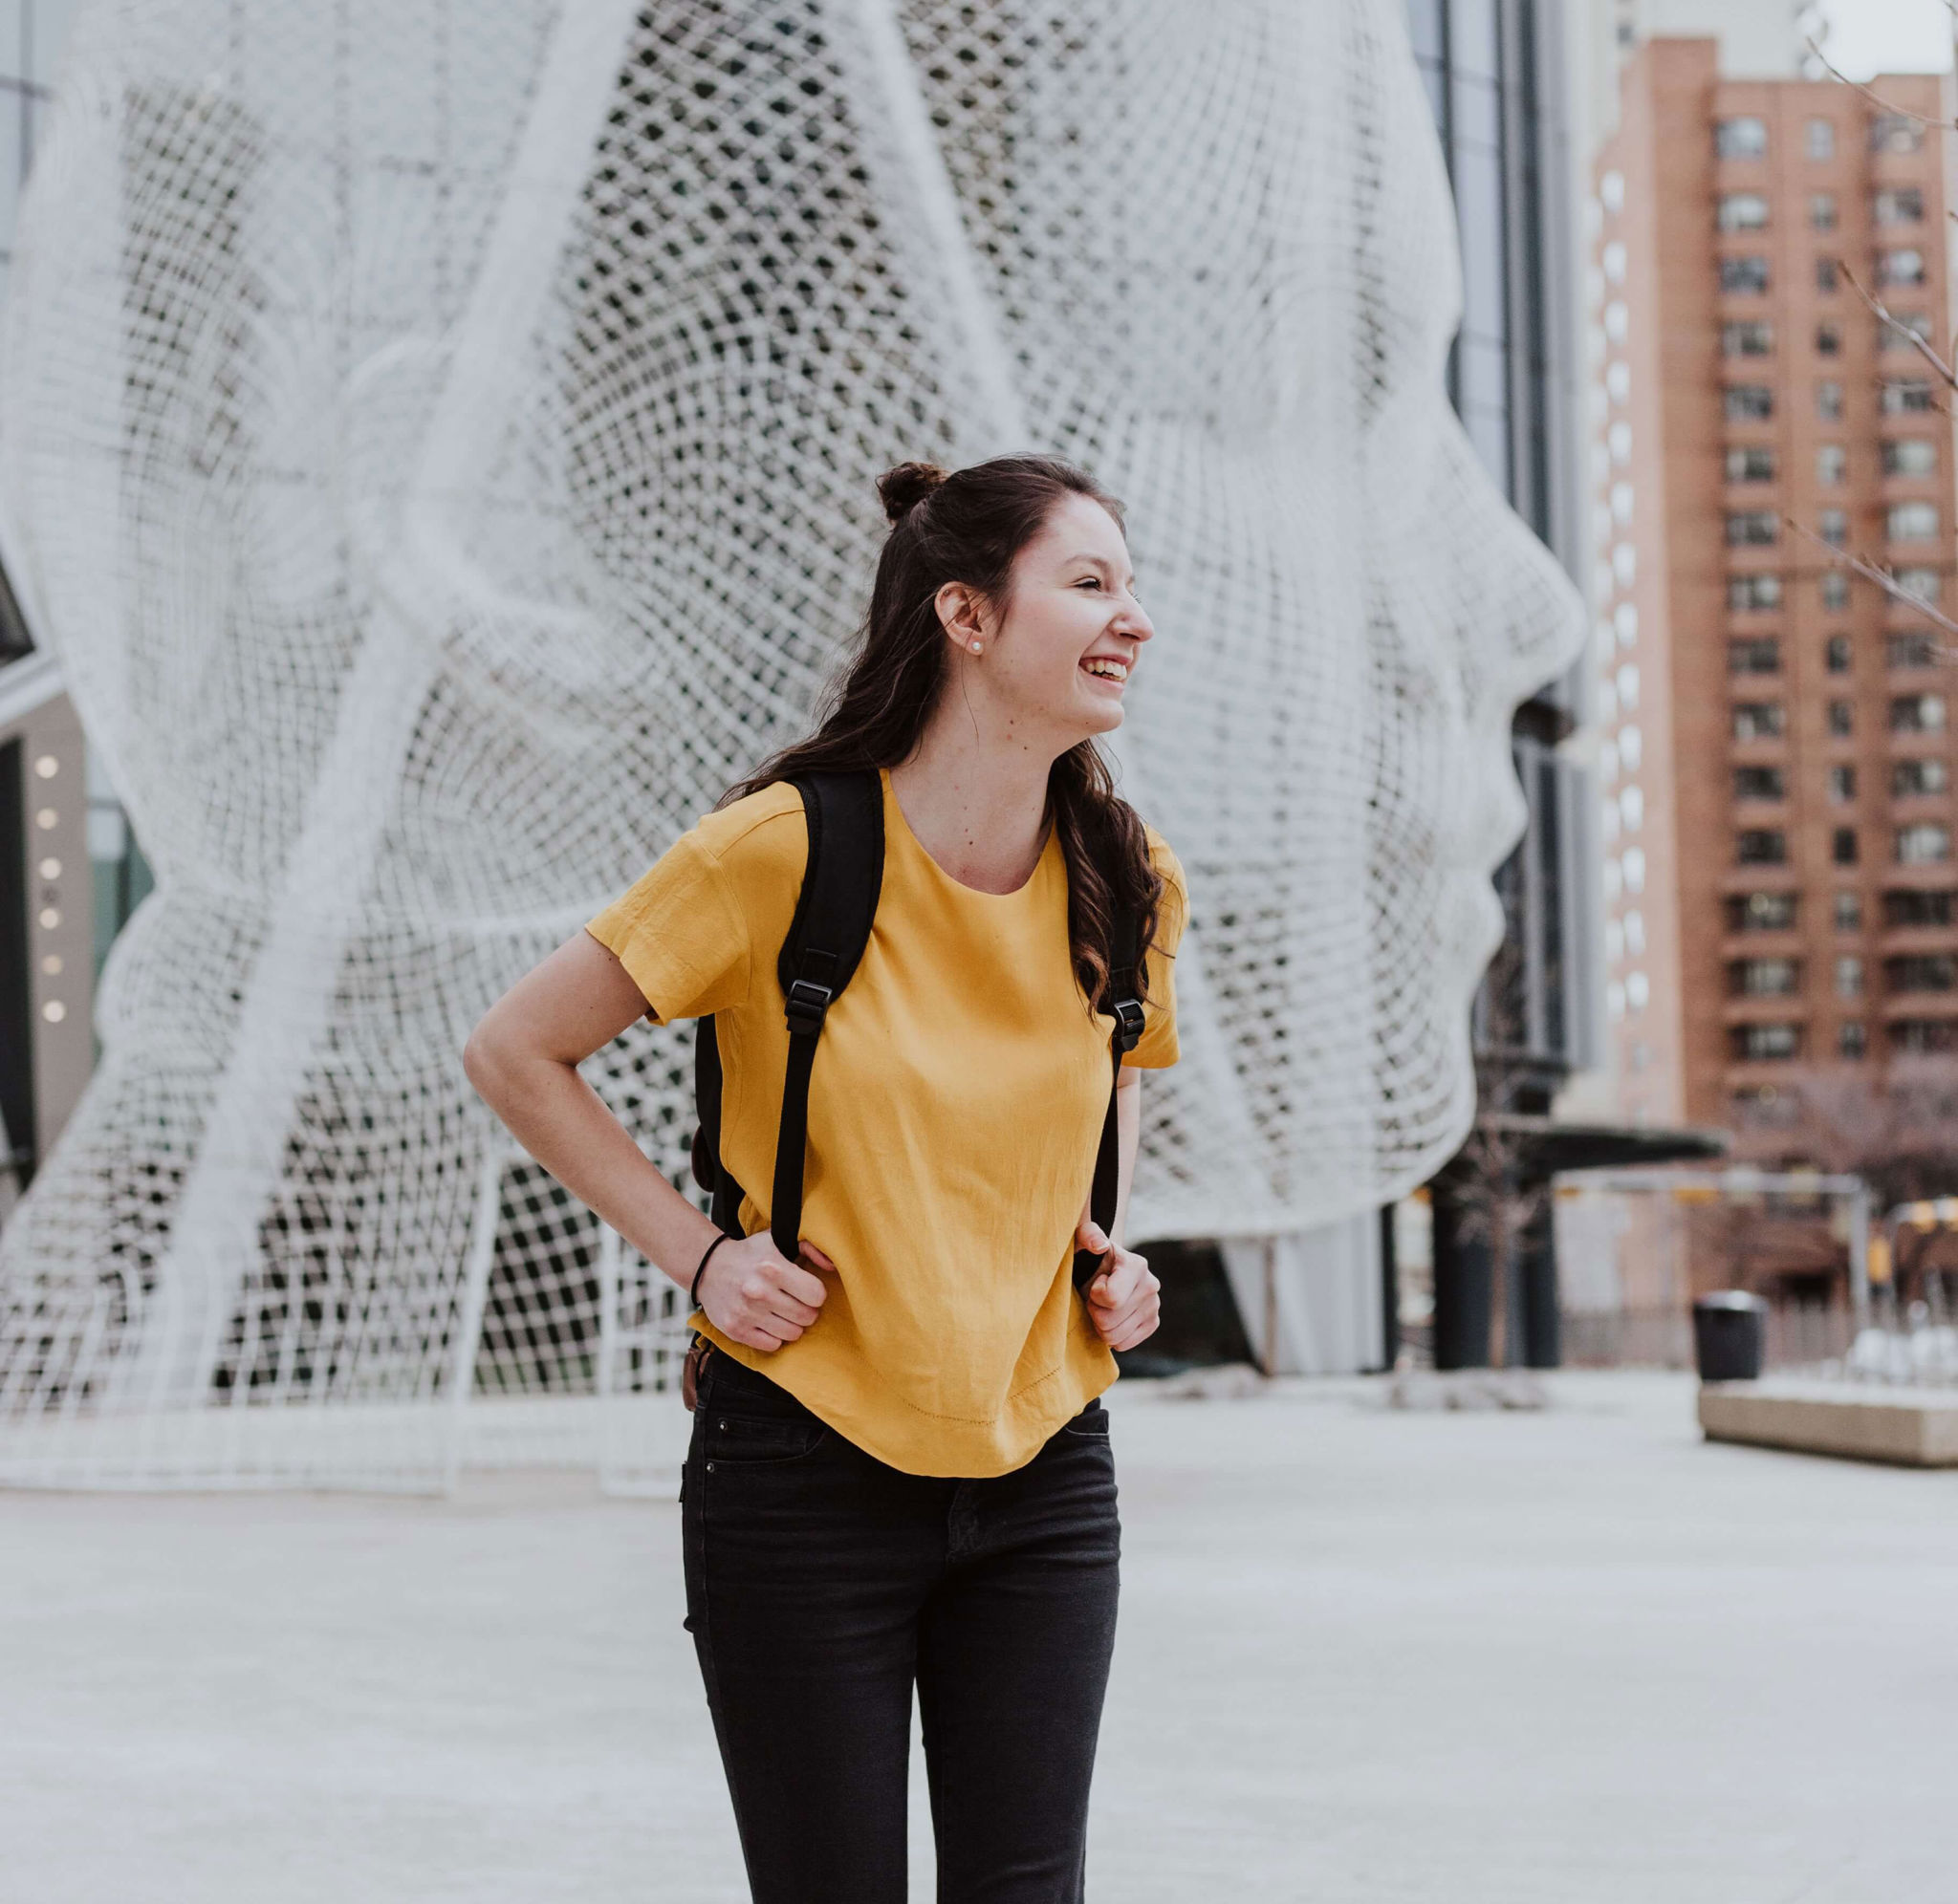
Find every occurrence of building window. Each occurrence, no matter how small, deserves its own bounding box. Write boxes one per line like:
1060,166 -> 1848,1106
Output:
1871,114 -> 1925,156
1601,239 -> 1628,284
1891,1019 -> 1958,1055
1890,692 -> 1947,733
1874,187 -> 1925,226
1882,379 -> 1937,414
1620,724 -> 1643,770
1734,957 -> 1799,997
1716,119 -> 1769,160
1837,956 -> 1864,999
1825,635 -> 1853,672
1729,444 -> 1776,482
1737,828 -> 1788,865
1810,193 -> 1838,230
1817,380 -> 1843,421
1729,573 -> 1783,611
1722,255 -> 1771,293
1620,784 -> 1643,831
1727,384 -> 1775,422
1879,248 -> 1926,287
1816,256 -> 1839,293
1827,764 -> 1856,802
1814,322 -> 1840,357
1818,509 -> 1848,547
1889,502 -> 1939,541
1893,1017 -> 1958,1054
1806,119 -> 1837,161
1897,821 -> 1952,864
1729,891 -> 1799,932
1833,826 -> 1860,865
1884,889 -> 1953,927
1730,638 -> 1780,674
1887,955 -> 1958,993
1897,568 -> 1944,605
1833,891 -> 1861,931
1893,757 -> 1948,796
1817,444 -> 1846,485
1727,511 -> 1778,547
1828,699 -> 1854,736
1616,660 -> 1640,710
1725,320 -> 1774,357
1887,633 -> 1937,669
1600,168 -> 1625,212
1883,438 -> 1938,477
1734,763 -> 1785,798
1717,192 -> 1771,231
1821,572 -> 1849,611
1733,702 -> 1785,740
1840,1022 -> 1867,1059
1733,1023 -> 1801,1061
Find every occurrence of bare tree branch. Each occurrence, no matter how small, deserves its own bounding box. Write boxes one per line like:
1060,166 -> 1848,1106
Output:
1841,264 -> 1958,392
1805,36 -> 1957,129
1780,515 -> 1958,654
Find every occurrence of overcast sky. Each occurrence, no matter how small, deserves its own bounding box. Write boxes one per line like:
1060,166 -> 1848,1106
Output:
1816,0 -> 1953,78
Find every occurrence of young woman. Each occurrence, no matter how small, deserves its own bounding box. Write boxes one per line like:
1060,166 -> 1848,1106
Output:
464,453 -> 1185,1903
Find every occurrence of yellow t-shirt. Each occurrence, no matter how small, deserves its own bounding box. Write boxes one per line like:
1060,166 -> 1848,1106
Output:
585,768 -> 1185,1477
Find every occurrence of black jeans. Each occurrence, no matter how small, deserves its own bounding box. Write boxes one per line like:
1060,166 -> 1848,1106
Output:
680,1345 -> 1121,1904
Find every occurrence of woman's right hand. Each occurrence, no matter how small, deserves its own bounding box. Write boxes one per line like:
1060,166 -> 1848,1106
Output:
696,1234 -> 837,1351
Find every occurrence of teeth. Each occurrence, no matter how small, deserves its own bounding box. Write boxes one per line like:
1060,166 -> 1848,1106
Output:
1083,659 -> 1129,681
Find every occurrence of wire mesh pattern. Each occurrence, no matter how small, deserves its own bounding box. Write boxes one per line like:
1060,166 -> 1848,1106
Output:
0,0 -> 1581,1488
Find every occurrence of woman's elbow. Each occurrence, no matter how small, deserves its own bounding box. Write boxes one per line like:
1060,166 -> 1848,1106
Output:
462,1013 -> 511,1102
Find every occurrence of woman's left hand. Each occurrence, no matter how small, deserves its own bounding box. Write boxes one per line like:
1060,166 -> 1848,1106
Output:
1075,1220 -> 1161,1350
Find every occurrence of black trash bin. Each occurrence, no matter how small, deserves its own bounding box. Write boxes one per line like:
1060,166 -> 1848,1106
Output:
1692,1291 -> 1767,1382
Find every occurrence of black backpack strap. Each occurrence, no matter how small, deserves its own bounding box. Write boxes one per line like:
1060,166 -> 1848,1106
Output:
690,1016 -> 747,1238
1072,903 -> 1148,1289
769,771 -> 884,1259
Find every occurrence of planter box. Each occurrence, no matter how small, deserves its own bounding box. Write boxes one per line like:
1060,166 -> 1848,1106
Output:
1698,1380 -> 1958,1468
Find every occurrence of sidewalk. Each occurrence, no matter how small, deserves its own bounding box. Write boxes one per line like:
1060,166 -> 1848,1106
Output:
6,1372 -> 1955,1902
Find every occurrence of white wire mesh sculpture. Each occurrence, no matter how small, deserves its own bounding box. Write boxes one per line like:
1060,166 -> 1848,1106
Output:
0,0 -> 1582,1488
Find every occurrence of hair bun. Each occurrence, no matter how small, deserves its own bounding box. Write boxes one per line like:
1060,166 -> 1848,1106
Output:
877,461 -> 948,525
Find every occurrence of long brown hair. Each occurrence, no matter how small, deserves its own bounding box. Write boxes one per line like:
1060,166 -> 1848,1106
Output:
729,453 -> 1162,1012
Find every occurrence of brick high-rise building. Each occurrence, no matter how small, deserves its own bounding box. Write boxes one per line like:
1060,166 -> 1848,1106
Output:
1592,39 -> 1958,1187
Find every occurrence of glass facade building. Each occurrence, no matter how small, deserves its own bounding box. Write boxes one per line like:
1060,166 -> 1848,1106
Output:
0,0 -> 148,1203
1405,0 -> 1605,1367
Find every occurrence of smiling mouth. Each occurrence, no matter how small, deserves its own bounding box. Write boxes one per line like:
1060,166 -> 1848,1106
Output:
1081,657 -> 1130,683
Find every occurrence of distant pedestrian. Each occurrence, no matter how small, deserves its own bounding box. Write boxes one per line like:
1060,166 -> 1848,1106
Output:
466,453 -> 1185,1902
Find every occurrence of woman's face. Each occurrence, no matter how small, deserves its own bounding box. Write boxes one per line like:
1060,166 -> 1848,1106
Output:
940,490 -> 1155,750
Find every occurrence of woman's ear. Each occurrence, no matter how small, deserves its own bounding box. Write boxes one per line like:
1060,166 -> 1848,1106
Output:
934,579 -> 990,657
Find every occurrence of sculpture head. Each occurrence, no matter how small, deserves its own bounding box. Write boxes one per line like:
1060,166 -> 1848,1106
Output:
0,0 -> 1582,1474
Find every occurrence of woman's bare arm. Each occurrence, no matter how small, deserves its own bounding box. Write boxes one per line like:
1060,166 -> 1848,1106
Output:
462,930 -> 831,1351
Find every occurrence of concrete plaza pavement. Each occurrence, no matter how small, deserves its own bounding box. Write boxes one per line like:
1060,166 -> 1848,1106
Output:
5,1371 -> 1956,1902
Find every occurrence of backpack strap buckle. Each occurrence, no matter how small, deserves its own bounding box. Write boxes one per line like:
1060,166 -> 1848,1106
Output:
1111,996 -> 1145,1054
784,977 -> 835,1037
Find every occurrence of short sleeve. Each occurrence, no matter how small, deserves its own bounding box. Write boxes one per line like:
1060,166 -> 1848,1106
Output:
585,832 -> 752,1024
1123,833 -> 1186,1070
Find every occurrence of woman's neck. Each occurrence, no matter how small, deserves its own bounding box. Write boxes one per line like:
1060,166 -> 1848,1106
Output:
889,712 -> 1055,895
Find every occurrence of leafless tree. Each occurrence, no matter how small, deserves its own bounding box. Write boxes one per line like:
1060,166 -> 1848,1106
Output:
1787,25 -> 1958,651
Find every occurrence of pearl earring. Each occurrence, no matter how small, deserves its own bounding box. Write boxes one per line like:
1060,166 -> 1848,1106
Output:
969,640 -> 982,654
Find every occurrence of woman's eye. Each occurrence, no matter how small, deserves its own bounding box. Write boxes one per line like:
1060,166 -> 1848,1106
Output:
1075,577 -> 1101,590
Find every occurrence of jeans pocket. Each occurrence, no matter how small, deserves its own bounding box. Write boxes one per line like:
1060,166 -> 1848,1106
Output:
1061,1400 -> 1111,1439
703,1408 -> 829,1464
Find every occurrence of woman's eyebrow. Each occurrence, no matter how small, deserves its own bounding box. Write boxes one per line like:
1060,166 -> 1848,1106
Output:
1063,552 -> 1136,586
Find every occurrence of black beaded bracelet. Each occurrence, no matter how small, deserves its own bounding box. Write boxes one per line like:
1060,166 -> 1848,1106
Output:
689,1231 -> 732,1309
